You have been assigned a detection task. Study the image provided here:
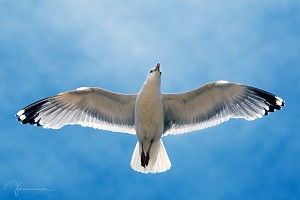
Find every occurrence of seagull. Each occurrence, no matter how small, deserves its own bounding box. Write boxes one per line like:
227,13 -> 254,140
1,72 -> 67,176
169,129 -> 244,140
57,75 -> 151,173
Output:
16,63 -> 285,173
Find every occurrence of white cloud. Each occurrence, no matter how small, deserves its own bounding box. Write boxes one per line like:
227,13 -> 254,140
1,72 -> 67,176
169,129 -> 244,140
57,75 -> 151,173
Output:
1,0 -> 298,199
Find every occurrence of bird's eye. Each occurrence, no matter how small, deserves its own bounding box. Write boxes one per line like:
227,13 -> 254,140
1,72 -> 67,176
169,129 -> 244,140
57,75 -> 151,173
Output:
150,70 -> 153,73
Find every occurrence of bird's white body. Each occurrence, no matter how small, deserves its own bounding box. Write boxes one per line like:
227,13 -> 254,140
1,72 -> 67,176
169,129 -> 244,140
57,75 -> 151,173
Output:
132,65 -> 171,172
16,63 -> 284,174
135,72 -> 163,143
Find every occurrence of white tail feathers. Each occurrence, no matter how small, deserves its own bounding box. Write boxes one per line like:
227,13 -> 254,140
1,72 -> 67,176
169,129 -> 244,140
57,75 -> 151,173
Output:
130,139 -> 171,174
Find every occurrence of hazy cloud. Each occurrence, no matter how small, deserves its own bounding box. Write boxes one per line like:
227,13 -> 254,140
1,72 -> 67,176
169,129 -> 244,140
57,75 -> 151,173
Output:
1,0 -> 299,199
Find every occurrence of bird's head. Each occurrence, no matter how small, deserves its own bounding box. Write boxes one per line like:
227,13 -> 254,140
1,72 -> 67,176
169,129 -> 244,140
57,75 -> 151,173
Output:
143,63 -> 162,88
148,62 -> 161,78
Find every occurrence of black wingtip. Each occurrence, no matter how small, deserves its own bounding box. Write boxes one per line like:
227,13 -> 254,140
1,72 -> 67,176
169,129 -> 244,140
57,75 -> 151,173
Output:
16,97 -> 50,127
247,86 -> 285,116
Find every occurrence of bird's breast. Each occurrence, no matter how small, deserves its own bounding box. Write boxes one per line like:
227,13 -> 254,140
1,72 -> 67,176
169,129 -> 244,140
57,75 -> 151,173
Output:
135,92 -> 164,142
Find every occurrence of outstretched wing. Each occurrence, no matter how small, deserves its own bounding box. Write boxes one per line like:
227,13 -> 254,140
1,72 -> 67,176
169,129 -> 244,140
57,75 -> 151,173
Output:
163,81 -> 284,135
16,87 -> 137,134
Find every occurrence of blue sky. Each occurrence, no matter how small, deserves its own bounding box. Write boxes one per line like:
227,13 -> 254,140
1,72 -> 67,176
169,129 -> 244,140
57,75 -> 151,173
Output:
1,0 -> 299,199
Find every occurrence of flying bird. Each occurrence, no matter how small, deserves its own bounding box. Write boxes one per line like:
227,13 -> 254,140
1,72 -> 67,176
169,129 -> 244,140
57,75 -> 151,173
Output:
16,63 -> 285,173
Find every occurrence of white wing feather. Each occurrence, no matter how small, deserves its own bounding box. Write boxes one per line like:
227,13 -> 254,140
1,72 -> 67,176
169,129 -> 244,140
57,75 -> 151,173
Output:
17,87 -> 137,134
163,81 -> 284,135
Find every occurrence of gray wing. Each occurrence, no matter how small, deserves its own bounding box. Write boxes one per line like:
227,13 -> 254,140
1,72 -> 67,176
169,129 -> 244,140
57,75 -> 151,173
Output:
16,87 -> 137,134
163,81 -> 285,135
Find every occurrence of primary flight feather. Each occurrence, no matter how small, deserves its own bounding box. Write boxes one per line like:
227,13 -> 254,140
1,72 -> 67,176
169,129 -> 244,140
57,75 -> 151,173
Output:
16,63 -> 285,173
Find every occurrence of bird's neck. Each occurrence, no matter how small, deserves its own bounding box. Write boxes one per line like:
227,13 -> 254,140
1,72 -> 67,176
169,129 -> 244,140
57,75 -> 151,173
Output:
140,77 -> 161,96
